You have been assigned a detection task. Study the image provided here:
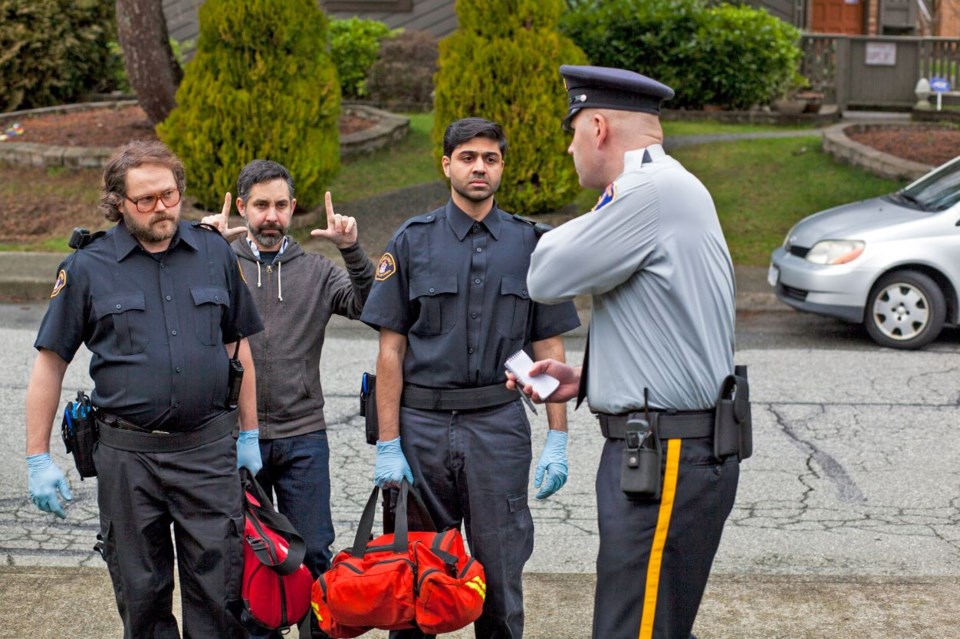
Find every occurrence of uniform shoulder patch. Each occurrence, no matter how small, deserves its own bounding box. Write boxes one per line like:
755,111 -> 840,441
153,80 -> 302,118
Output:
375,252 -> 396,282
51,269 -> 67,298
591,183 -> 617,212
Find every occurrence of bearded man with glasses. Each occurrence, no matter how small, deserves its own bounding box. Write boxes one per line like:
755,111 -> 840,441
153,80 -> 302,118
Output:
25,140 -> 263,638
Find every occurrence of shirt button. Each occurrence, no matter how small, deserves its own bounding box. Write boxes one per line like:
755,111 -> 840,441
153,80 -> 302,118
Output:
522,290 -> 528,296
115,304 -> 122,310
429,287 -> 435,293
474,278 -> 481,285
176,367 -> 182,373
173,402 -> 180,409
171,330 -> 178,336
165,295 -> 172,301
471,312 -> 478,319
468,348 -> 474,354
476,247 -> 482,253
160,264 -> 165,269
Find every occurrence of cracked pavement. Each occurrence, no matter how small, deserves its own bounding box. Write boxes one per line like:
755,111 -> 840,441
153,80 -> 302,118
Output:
2,303 -> 960,637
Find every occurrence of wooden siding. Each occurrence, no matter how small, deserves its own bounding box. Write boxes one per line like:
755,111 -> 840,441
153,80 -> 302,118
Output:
161,0 -> 457,48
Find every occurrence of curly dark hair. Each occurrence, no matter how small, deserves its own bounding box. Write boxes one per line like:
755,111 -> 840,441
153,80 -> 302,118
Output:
99,141 -> 186,222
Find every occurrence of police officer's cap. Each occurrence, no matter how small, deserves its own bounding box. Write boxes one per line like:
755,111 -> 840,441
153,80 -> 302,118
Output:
560,65 -> 675,131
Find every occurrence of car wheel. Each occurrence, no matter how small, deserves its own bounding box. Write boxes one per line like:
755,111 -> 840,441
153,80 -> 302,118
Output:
865,270 -> 946,349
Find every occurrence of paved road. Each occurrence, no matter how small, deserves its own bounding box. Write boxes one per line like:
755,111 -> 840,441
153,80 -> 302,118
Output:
2,301 -> 959,637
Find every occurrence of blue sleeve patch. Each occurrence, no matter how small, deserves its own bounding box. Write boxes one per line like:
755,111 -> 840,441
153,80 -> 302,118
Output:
591,183 -> 617,212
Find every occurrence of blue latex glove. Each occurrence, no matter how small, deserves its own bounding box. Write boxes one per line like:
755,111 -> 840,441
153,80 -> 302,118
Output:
534,430 -> 569,500
374,437 -> 414,488
237,429 -> 262,475
27,453 -> 72,519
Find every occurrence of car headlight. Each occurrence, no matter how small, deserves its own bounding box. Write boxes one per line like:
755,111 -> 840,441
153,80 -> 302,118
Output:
805,240 -> 865,265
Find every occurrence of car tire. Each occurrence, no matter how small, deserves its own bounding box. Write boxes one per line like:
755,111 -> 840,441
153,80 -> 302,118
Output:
864,270 -> 946,349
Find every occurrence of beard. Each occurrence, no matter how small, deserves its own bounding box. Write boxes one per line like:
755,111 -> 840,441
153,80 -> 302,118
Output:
451,175 -> 500,203
249,221 -> 287,248
123,210 -> 178,245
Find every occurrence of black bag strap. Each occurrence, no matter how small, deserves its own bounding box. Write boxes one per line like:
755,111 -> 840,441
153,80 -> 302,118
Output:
240,468 -> 306,576
350,480 -> 435,557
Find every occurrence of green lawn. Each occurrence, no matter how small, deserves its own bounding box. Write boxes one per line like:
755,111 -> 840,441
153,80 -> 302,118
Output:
673,136 -> 904,265
0,114 -> 907,265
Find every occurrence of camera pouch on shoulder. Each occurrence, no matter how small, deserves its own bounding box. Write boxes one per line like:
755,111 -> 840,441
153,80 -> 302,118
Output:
360,372 -> 378,446
61,390 -> 98,479
620,415 -> 662,500
713,365 -> 753,461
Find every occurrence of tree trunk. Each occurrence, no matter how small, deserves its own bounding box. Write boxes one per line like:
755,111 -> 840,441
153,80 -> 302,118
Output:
115,0 -> 183,126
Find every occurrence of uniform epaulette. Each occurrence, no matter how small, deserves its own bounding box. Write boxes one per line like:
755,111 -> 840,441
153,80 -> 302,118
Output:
397,211 -> 441,233
68,227 -> 106,250
509,214 -> 553,237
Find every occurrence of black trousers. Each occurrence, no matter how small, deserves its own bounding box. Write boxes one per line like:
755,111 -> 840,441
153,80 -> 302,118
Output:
593,436 -> 739,639
94,432 -> 246,639
391,400 -> 534,639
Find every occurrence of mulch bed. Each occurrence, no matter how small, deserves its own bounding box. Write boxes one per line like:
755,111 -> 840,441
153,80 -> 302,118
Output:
8,105 -> 373,148
845,126 -> 960,167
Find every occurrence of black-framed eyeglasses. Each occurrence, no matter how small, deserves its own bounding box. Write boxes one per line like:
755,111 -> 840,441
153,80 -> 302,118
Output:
125,189 -> 181,213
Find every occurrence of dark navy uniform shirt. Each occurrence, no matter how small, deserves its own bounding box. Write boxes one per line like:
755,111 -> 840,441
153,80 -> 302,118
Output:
360,201 -> 580,388
35,221 -> 263,431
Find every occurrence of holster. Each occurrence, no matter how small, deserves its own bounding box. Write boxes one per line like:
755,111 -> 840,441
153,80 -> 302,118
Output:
360,372 -> 378,445
620,414 -> 662,500
60,390 -> 98,479
713,364 -> 753,461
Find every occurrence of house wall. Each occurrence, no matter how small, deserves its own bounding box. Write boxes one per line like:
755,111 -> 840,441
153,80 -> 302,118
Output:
161,0 -> 457,48
937,0 -> 960,36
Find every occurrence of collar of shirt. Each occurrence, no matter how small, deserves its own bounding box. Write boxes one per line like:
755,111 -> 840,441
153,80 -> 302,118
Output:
444,199 -> 502,241
245,235 -> 289,261
623,143 -> 666,172
113,220 -> 196,261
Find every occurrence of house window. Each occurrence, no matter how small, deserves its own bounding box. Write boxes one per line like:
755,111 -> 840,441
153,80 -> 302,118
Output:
322,0 -> 413,11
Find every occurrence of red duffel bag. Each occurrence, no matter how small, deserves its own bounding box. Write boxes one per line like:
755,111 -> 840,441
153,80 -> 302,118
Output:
240,468 -> 314,632
312,481 -> 486,637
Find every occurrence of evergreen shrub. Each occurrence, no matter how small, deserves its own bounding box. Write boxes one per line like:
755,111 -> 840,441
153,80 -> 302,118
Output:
0,0 -> 123,112
330,17 -> 396,99
561,0 -> 801,110
433,0 -> 587,214
367,30 -> 438,112
158,0 -> 340,211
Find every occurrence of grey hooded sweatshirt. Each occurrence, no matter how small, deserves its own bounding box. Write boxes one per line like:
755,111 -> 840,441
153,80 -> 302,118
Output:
234,238 -> 374,439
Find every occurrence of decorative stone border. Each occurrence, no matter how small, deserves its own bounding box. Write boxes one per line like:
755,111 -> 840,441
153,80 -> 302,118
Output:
821,122 -> 933,181
0,101 -> 408,168
662,105 -> 840,126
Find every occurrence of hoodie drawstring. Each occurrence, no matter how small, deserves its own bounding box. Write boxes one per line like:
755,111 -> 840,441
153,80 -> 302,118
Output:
256,261 -> 262,288
277,260 -> 283,302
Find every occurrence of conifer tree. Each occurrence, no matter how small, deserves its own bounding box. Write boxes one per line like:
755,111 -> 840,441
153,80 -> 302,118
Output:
158,0 -> 339,210
433,0 -> 587,214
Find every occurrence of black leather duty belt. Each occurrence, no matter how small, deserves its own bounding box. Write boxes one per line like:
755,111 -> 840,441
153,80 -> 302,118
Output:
401,383 -> 518,411
97,408 -> 238,453
597,409 -> 715,440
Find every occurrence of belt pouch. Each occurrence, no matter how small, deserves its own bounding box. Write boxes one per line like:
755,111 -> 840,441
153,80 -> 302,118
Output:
60,391 -> 98,479
713,367 -> 753,461
361,372 -> 378,445
620,415 -> 662,500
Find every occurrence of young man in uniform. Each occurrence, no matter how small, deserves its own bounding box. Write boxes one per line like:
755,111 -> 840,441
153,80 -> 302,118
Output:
360,117 -> 581,639
25,140 -> 263,638
203,159 -> 375,637
512,66 -> 743,639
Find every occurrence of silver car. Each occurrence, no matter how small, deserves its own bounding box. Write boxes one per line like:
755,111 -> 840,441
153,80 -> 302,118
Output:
768,155 -> 960,349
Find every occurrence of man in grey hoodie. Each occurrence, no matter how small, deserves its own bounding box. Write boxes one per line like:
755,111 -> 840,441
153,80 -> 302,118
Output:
204,160 -> 374,636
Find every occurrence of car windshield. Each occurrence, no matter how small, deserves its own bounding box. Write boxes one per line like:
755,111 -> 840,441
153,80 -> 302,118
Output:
899,156 -> 960,211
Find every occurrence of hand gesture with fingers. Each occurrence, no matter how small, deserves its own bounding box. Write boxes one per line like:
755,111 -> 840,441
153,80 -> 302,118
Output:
200,193 -> 248,243
310,191 -> 358,249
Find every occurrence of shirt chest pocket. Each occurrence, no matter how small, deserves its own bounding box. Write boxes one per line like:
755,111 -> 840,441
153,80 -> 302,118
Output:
190,286 -> 230,346
409,276 -> 458,337
496,275 -> 532,340
93,292 -> 148,355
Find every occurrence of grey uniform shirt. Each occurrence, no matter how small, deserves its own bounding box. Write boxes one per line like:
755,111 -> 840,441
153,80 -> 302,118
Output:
527,144 -> 735,413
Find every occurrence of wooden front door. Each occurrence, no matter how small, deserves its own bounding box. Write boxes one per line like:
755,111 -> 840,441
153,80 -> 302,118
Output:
811,0 -> 865,34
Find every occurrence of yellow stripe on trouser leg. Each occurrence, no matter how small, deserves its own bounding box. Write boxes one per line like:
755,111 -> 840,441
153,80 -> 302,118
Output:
638,439 -> 682,639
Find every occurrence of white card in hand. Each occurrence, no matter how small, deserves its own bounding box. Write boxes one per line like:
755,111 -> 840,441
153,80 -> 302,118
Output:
505,350 -> 559,399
